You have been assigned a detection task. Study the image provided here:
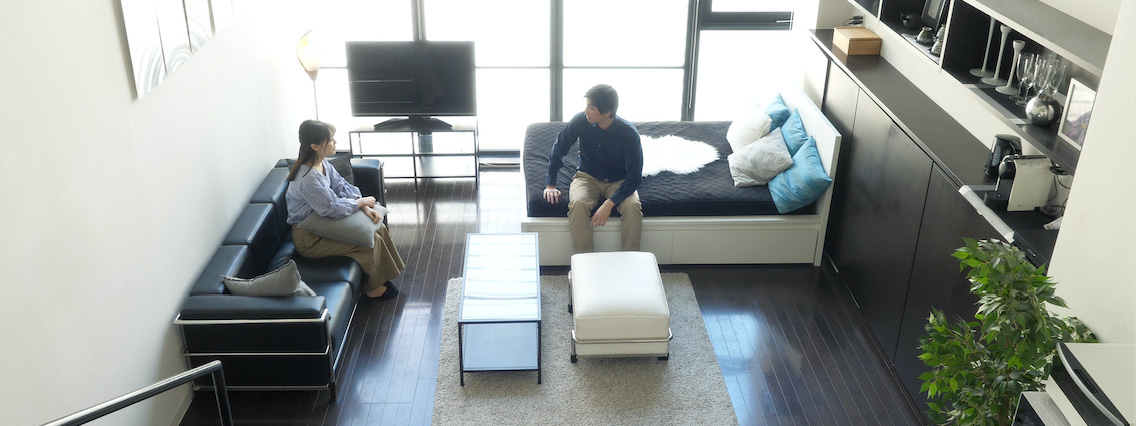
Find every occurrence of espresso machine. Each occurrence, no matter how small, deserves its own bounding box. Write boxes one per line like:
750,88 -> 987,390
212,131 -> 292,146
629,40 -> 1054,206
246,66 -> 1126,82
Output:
985,154 -> 1054,211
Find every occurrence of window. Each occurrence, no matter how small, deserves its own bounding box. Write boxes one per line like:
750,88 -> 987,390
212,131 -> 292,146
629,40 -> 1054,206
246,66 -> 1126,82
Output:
426,0 -> 550,151
561,0 -> 689,122
311,0 -> 412,129
693,31 -> 809,120
308,0 -> 803,150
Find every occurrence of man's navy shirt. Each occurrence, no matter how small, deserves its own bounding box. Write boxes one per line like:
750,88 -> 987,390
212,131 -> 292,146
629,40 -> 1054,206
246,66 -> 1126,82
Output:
546,112 -> 644,205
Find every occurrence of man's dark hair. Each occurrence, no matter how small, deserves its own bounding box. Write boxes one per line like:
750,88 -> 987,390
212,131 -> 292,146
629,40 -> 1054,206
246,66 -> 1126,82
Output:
585,84 -> 618,117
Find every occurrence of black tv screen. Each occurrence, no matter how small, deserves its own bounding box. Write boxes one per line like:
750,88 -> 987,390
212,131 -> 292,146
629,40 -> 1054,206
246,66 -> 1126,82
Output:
346,41 -> 476,117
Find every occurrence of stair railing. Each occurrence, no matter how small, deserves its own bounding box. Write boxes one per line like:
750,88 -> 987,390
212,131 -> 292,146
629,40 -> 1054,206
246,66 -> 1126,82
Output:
41,360 -> 233,426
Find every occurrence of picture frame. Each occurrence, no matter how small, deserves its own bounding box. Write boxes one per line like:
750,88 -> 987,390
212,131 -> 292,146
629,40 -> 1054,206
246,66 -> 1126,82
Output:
922,0 -> 947,28
1057,78 -> 1096,151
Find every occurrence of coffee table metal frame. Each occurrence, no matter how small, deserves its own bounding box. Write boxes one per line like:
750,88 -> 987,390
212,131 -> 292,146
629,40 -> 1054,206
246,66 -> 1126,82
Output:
457,233 -> 541,386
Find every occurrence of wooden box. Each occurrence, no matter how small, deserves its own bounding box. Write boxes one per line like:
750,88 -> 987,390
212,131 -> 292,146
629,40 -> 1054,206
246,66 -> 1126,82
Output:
833,27 -> 881,56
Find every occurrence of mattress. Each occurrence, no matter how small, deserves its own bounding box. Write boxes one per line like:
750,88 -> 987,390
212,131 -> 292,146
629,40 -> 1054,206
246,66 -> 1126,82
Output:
524,121 -> 814,218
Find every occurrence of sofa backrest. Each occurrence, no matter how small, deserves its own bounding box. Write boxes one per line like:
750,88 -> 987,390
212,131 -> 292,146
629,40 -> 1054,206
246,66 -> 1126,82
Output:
250,166 -> 291,238
188,245 -> 252,295
222,203 -> 281,276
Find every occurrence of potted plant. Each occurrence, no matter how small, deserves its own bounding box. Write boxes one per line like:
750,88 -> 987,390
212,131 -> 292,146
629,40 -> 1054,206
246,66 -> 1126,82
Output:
917,238 -> 1095,425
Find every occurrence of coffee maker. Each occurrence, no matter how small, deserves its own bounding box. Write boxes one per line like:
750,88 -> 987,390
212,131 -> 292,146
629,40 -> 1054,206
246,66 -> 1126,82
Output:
985,154 -> 1053,211
985,134 -> 1021,178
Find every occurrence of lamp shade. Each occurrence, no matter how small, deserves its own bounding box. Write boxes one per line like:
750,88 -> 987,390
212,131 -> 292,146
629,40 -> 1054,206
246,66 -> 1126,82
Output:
296,29 -> 320,80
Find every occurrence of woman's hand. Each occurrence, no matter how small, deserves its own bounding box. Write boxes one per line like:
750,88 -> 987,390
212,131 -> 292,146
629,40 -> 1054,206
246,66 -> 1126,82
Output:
356,196 -> 377,209
363,206 -> 382,223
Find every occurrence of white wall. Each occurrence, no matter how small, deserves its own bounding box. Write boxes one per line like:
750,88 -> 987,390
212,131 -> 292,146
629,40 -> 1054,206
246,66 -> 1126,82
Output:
1048,0 -> 1136,343
0,1 -> 314,425
1039,0 -> 1121,34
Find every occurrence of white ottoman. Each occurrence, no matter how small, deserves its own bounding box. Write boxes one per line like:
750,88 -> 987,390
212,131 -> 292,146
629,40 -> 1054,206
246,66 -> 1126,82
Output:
569,251 -> 671,362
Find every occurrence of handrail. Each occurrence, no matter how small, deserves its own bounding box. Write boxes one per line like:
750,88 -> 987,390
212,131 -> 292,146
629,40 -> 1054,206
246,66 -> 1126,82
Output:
41,360 -> 233,426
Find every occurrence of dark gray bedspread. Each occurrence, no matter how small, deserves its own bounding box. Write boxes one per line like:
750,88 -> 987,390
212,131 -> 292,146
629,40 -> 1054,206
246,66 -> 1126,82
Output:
523,121 -> 813,218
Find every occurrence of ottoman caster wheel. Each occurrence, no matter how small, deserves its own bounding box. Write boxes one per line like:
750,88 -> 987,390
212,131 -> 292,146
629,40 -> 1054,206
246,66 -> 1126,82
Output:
571,355 -> 578,363
657,355 -> 669,361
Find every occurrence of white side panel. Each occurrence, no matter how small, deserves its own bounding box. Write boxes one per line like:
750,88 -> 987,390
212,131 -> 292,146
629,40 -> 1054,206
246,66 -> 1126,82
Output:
673,229 -> 819,264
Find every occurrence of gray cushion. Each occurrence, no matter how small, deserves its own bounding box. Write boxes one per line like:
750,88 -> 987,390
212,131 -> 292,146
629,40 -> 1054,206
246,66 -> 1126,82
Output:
295,207 -> 386,248
727,130 -> 794,186
222,260 -> 316,296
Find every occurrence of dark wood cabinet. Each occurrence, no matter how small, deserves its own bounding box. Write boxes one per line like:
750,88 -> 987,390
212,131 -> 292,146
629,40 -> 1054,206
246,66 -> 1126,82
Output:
821,64 -> 861,265
829,92 -> 933,361
892,164 -> 1001,416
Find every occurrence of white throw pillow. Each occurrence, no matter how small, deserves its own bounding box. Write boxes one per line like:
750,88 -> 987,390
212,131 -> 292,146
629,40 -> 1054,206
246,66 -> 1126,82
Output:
727,130 -> 794,187
725,110 -> 773,153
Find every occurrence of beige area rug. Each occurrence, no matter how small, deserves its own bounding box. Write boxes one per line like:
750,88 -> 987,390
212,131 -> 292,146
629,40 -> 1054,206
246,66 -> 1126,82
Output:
432,274 -> 738,426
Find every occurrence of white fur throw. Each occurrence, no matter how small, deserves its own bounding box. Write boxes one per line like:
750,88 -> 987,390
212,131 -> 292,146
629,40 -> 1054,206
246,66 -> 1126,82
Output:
640,135 -> 720,177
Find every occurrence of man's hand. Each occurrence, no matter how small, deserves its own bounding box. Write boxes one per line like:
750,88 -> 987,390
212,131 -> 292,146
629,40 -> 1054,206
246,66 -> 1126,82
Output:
356,196 -> 377,208
362,206 -> 382,223
543,185 -> 561,204
591,199 -> 615,227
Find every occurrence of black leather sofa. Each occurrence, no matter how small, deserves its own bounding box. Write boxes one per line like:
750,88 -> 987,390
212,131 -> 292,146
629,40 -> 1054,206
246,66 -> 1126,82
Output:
174,158 -> 384,398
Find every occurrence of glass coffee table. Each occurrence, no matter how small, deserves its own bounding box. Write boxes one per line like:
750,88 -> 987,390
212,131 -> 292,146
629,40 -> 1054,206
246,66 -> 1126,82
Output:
458,233 -> 541,386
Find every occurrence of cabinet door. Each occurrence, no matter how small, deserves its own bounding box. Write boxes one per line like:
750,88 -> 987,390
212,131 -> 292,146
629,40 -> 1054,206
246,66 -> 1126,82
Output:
821,63 -> 860,263
892,165 -> 1000,416
830,93 -> 933,361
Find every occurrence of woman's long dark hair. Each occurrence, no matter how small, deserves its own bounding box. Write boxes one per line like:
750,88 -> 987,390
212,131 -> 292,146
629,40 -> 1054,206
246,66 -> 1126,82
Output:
288,120 -> 336,181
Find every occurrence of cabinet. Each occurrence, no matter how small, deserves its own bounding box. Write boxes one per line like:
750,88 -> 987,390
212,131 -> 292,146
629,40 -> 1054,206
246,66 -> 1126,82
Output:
893,164 -> 1001,422
820,63 -> 861,265
812,24 -> 1069,417
348,127 -> 479,190
828,86 -> 933,361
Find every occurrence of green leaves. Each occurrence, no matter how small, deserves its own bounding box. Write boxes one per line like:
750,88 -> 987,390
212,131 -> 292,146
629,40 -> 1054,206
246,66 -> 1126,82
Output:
918,239 -> 1096,425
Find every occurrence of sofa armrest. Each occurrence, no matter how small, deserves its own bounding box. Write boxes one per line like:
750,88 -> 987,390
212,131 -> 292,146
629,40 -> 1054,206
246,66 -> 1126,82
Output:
351,158 -> 385,206
176,295 -> 332,354
176,295 -> 326,321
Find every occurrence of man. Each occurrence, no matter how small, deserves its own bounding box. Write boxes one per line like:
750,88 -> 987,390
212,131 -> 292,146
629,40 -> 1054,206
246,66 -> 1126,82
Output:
544,84 -> 644,253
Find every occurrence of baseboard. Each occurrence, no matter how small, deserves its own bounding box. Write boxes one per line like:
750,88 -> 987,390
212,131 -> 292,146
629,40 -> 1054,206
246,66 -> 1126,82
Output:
169,385 -> 193,426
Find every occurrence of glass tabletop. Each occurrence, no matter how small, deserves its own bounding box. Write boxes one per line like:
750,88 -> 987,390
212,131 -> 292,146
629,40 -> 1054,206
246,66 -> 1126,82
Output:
458,233 -> 541,323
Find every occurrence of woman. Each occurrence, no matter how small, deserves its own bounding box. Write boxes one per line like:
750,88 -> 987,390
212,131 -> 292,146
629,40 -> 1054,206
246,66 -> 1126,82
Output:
286,119 -> 404,300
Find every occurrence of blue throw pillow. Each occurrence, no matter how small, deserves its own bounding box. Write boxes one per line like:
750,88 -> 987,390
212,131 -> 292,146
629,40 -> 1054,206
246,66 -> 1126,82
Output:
765,94 -> 791,130
780,109 -> 808,155
768,136 -> 832,213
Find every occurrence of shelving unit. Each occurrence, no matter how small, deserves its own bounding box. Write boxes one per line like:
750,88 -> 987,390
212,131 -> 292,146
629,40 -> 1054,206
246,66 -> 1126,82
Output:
936,0 -> 1111,173
348,126 -> 479,190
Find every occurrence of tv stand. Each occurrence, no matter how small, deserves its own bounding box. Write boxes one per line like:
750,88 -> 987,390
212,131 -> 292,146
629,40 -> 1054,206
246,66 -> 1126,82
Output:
372,117 -> 454,133
348,119 -> 479,191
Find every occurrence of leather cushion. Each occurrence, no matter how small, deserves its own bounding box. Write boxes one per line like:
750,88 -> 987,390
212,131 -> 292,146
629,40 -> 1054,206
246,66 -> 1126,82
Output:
571,251 -> 669,341
307,281 -> 356,356
249,167 -> 290,237
223,203 -> 281,274
189,245 -> 249,295
268,242 -> 365,296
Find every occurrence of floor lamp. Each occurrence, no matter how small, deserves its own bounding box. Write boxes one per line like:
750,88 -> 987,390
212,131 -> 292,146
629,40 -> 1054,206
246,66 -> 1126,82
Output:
296,29 -> 320,119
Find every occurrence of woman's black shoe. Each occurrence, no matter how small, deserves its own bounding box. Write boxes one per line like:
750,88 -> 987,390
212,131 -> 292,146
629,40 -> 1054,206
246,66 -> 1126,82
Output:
374,282 -> 399,300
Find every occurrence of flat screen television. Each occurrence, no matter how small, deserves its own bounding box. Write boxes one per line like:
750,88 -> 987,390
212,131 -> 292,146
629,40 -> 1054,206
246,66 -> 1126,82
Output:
346,41 -> 476,131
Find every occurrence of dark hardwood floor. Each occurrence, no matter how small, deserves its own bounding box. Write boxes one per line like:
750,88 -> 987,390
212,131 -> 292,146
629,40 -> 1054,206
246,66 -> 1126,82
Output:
180,168 -> 923,426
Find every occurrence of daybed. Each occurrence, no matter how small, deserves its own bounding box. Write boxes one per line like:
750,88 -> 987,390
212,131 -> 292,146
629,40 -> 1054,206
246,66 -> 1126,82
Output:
520,87 -> 841,266
174,157 -> 384,398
